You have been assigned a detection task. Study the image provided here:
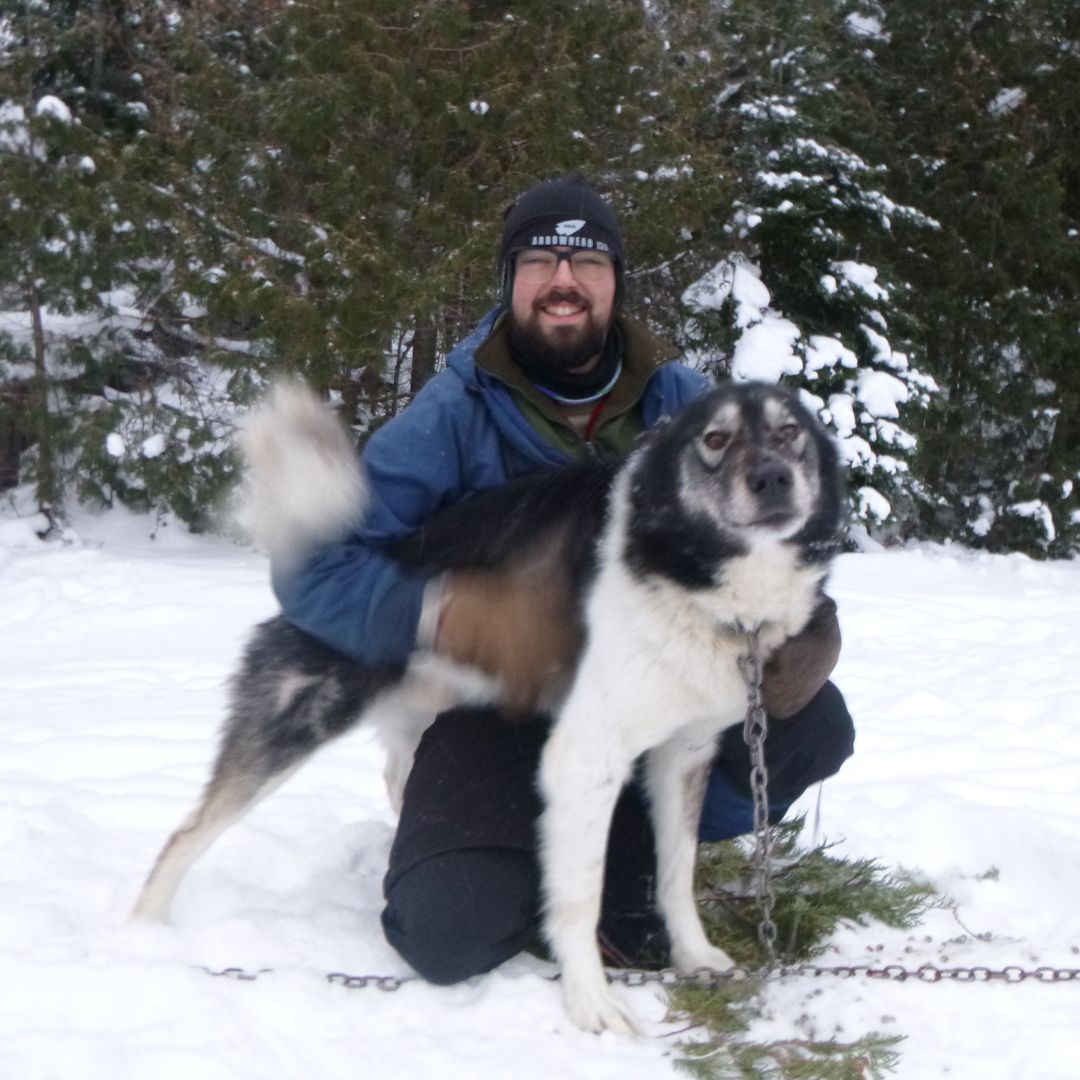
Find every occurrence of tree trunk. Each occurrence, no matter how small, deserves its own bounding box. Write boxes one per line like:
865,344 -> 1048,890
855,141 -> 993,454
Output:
28,276 -> 58,521
0,381 -> 33,491
410,317 -> 438,400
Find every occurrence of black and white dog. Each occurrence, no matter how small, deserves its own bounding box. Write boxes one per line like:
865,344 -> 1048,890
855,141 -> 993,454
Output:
132,379 -> 843,1035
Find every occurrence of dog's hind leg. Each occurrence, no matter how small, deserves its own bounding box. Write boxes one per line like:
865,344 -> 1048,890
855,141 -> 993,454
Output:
131,758 -> 304,921
131,672 -> 339,922
643,728 -> 734,975
132,616 -> 393,922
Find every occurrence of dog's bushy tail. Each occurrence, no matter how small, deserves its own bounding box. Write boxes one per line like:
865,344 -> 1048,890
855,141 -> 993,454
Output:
240,380 -> 367,570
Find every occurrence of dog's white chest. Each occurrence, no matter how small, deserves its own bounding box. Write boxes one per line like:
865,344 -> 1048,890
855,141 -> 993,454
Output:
582,580 -> 739,743
707,544 -> 821,633
580,540 -> 821,745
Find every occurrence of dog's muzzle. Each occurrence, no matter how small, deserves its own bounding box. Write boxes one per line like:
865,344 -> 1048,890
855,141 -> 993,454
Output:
747,455 -> 796,523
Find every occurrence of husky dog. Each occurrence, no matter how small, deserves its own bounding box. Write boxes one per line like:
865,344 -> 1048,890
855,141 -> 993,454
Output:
132,379 -> 842,1036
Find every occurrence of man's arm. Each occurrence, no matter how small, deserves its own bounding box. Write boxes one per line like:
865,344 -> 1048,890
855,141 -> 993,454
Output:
761,596 -> 842,719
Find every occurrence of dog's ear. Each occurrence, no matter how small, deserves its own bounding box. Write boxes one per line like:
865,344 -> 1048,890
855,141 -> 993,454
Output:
791,413 -> 847,562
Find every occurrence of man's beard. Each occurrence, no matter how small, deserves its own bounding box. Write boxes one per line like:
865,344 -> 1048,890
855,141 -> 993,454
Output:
507,288 -> 611,375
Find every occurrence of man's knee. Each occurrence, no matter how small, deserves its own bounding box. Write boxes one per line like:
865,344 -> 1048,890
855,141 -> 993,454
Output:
715,680 -> 854,805
790,680 -> 855,780
381,848 -> 540,985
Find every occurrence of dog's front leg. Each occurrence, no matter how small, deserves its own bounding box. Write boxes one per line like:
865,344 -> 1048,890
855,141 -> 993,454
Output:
644,730 -> 734,975
539,690 -> 641,1036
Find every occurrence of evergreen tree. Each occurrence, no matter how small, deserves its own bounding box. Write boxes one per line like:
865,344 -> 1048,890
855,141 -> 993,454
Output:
0,0 -> 130,522
1,0 -> 1076,554
664,0 -> 939,542
167,0 -> 734,411
0,1 -> 239,531
866,0 -> 1080,555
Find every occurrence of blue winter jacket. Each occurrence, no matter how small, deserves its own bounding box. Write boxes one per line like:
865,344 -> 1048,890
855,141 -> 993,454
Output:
272,308 -> 710,665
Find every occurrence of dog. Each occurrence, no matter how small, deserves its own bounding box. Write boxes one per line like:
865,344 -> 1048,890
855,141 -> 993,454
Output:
131,379 -> 843,1036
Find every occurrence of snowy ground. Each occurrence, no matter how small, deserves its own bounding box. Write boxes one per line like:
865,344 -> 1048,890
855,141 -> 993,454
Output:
1,505 -> 1078,1079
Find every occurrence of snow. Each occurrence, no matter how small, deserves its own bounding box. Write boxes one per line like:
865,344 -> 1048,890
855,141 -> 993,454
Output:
845,13 -> 889,42
827,393 -> 858,437
680,254 -> 777,325
0,100 -> 31,153
1007,499 -> 1056,541
35,94 -> 73,124
856,367 -> 909,419
730,259 -> 771,327
832,260 -> 889,301
141,434 -> 168,460
0,289 -> 149,375
988,87 -> 1027,117
731,316 -> 802,383
680,256 -> 803,384
1,503 -> 1079,1079
838,432 -> 875,469
680,257 -> 736,313
861,322 -> 896,364
855,485 -> 891,522
805,334 -> 859,377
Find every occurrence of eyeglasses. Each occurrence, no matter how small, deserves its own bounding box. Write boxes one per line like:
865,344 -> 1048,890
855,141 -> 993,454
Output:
514,249 -> 615,285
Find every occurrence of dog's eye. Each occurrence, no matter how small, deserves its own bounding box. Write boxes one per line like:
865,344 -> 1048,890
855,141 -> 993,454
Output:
703,430 -> 730,452
775,423 -> 800,443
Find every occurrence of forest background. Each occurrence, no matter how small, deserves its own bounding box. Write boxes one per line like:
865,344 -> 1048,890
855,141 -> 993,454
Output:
1,0 -> 1077,557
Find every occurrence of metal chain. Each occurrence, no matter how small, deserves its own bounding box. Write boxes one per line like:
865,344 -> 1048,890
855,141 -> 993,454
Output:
326,972 -> 411,991
737,626 -> 778,967
199,960 -> 1080,990
608,961 -> 1080,987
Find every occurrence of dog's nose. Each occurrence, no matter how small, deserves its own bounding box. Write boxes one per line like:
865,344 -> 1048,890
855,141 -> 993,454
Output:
748,459 -> 793,500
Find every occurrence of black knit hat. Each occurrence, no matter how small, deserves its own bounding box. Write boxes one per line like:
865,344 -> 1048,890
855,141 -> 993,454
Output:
499,176 -> 625,302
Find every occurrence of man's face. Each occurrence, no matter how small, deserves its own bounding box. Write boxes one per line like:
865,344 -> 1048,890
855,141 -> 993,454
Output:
508,246 -> 617,372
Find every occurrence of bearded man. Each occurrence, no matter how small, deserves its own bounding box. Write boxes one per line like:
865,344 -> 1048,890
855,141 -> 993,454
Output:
272,176 -> 854,983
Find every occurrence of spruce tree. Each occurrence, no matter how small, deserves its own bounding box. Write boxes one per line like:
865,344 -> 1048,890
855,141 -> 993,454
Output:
660,0 -> 939,542
171,0 -> 734,407
847,0 -> 1080,554
0,1 -> 237,531
2,0 -> 1076,552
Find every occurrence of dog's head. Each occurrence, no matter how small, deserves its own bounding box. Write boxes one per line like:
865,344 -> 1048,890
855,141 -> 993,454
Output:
625,383 -> 843,585
679,382 -> 839,540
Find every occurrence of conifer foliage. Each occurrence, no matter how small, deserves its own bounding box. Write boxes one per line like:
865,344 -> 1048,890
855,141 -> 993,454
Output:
1,1 -> 1077,555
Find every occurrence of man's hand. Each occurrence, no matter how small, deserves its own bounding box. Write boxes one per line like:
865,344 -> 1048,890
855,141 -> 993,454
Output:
431,569 -> 581,712
762,596 -> 842,719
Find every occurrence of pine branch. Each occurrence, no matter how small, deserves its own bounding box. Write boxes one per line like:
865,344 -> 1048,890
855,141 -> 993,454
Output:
669,816 -> 932,1077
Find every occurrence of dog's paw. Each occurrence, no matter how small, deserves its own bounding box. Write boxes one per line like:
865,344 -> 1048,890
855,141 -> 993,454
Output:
561,975 -> 642,1037
671,942 -> 734,975
129,896 -> 168,923
129,879 -> 173,923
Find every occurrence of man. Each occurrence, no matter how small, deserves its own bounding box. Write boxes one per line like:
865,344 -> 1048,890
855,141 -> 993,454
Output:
274,176 -> 854,983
